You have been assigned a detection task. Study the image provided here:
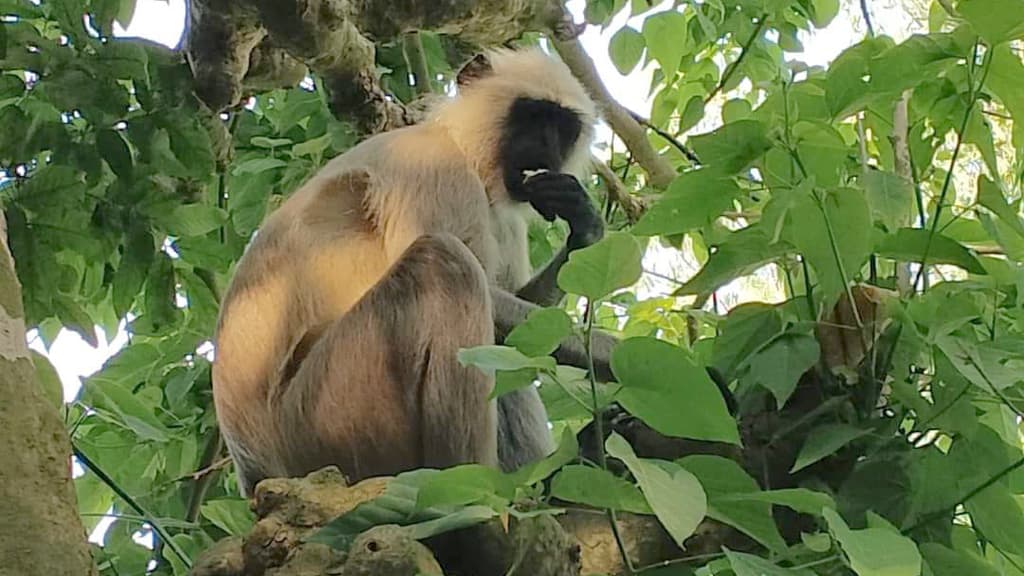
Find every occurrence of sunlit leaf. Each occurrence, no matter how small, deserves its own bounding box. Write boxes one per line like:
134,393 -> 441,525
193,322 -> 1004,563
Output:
612,337 -> 740,444
606,433 -> 707,548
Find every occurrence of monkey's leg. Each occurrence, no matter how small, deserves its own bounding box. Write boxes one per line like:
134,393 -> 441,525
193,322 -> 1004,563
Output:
277,233 -> 498,483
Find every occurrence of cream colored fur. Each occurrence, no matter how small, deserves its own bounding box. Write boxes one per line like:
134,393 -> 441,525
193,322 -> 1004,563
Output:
212,47 -> 602,496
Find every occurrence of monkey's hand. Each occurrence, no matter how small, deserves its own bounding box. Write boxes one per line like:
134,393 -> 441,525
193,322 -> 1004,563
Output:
521,171 -> 604,249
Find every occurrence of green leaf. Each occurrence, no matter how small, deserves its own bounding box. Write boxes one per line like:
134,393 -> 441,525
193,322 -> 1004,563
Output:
689,119 -> 773,174
557,231 -> 643,301
746,333 -> 820,408
606,433 -> 707,548
791,424 -> 871,472
509,427 -> 578,487
642,10 -> 689,75
504,308 -> 573,357
809,0 -> 839,27
200,499 -> 255,536
609,26 -> 646,75
415,464 -> 511,510
958,0 -> 1024,45
716,488 -> 837,516
868,34 -> 961,97
785,188 -> 872,301
114,0 -> 136,28
233,158 -> 288,175
861,170 -> 914,232
112,225 -> 155,319
292,133 -> 332,159
988,44 -> 1024,122
680,455 -> 786,552
30,350 -> 64,409
550,465 -> 653,514
85,381 -> 170,442
977,175 -> 1024,239
876,228 -> 986,274
725,549 -> 812,575
824,508 -> 922,576
96,129 -> 133,180
711,303 -> 784,380
612,337 -> 740,444
676,225 -> 792,296
921,543 -> 1000,576
309,470 -> 494,550
404,506 -> 500,541
250,137 -> 293,149
457,345 -> 555,376
825,37 -> 891,118
158,204 -> 228,237
965,483 -> 1024,557
632,172 -> 741,237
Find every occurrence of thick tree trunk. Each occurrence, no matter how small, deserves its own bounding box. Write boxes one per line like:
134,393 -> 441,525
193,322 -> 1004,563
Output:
0,210 -> 96,576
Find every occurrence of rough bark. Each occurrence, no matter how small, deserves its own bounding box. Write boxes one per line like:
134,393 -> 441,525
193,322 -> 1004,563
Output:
0,210 -> 96,576
185,0 -> 582,132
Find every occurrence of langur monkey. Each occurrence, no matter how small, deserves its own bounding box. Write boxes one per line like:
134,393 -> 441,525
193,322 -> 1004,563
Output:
212,48 -> 616,496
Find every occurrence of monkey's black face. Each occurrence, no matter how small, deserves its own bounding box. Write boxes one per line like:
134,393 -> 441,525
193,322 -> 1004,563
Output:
499,97 -> 583,203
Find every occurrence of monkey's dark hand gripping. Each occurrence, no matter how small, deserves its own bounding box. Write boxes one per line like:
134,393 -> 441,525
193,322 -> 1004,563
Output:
521,171 -> 604,249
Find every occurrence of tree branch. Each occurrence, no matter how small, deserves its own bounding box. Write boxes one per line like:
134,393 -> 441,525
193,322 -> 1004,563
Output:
704,14 -> 768,105
593,156 -> 647,223
553,38 -> 677,189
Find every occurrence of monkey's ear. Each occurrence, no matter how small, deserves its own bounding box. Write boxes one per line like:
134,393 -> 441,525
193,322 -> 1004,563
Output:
457,54 -> 493,87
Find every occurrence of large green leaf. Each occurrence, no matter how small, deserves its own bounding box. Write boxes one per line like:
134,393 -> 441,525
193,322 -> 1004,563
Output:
680,455 -> 786,552
791,424 -> 871,472
676,225 -> 792,296
876,228 -> 986,274
642,10 -> 689,75
689,119 -> 773,174
965,483 -> 1024,557
861,170 -> 915,232
557,231 -> 643,301
746,332 -> 820,408
785,187 -> 872,302
921,543 -> 1000,576
632,172 -> 741,237
606,433 -> 707,548
977,175 -> 1024,239
550,465 -> 653,514
504,308 -> 572,357
457,345 -> 556,376
958,0 -> 1024,45
611,337 -> 740,444
824,508 -> 922,576
609,26 -> 646,75
158,204 -> 228,237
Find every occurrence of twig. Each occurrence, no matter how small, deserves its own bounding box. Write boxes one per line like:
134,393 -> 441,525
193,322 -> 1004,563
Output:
74,446 -> 193,569
583,301 -> 635,575
627,111 -> 702,165
914,44 -> 993,290
704,14 -> 769,104
186,430 -> 225,524
593,157 -> 646,223
553,38 -> 676,188
859,0 -> 876,37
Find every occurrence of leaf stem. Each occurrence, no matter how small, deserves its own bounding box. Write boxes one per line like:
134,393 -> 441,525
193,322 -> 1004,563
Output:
704,13 -> 769,104
583,300 -> 635,575
913,43 -> 993,291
